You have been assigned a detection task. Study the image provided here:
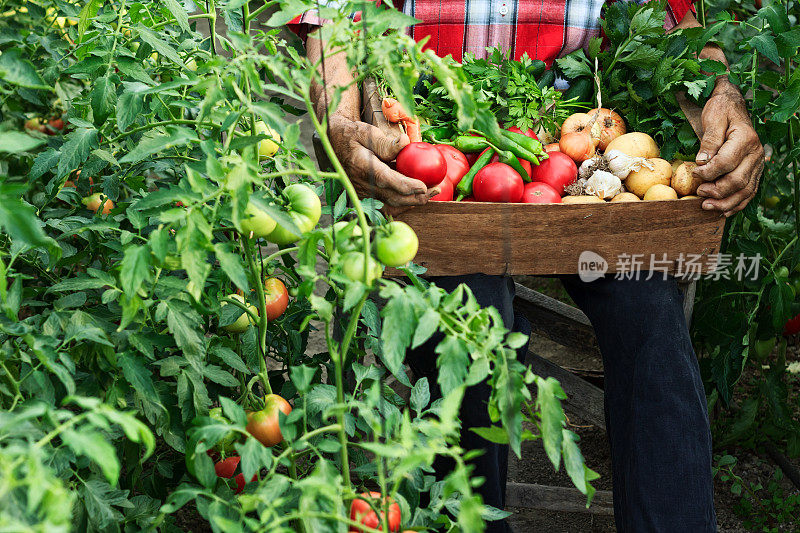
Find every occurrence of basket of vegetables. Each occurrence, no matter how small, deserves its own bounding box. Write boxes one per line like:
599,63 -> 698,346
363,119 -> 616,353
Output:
368,40 -> 726,276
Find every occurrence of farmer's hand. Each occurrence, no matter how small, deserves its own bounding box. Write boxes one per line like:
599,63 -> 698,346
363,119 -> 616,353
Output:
693,79 -> 764,216
328,114 -> 437,211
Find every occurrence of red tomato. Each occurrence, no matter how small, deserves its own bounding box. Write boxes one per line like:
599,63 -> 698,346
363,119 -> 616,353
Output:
473,163 -> 524,203
530,151 -> 578,196
784,313 -> 800,336
263,277 -> 289,320
396,142 -> 447,187
490,153 -> 532,180
522,182 -> 562,203
434,144 -> 470,186
507,125 -> 539,140
246,395 -> 292,447
430,179 -> 453,201
234,472 -> 258,494
349,492 -> 401,532
214,456 -> 240,478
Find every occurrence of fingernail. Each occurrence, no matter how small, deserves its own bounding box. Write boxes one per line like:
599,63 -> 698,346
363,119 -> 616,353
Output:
702,201 -> 714,210
697,153 -> 709,163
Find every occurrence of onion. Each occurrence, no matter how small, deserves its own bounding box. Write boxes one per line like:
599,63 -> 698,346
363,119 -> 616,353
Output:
559,132 -> 596,163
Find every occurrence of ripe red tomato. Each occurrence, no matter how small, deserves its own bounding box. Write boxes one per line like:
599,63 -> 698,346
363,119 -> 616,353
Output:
246,395 -> 292,447
473,162 -> 524,203
530,151 -> 578,196
507,125 -> 539,140
434,144 -> 470,186
430,179 -> 453,201
214,456 -> 240,478
396,142 -> 447,187
349,492 -> 401,533
263,277 -> 289,321
234,472 -> 257,494
522,182 -> 562,203
490,153 -> 532,180
48,118 -> 65,133
784,313 -> 800,336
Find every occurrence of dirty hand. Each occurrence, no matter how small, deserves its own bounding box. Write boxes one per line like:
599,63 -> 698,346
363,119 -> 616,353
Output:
693,79 -> 765,216
328,114 -> 438,209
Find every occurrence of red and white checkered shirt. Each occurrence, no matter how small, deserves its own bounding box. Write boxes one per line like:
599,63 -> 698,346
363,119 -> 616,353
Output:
289,0 -> 693,65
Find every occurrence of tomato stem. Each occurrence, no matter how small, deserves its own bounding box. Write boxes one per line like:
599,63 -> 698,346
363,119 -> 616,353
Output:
242,236 -> 272,396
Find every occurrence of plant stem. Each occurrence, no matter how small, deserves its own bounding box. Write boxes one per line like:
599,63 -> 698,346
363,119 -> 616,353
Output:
243,236 -> 272,395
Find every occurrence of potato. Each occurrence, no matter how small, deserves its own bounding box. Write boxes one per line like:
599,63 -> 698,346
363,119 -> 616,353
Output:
670,161 -> 702,197
610,192 -> 641,202
605,132 -> 660,159
562,195 -> 606,204
643,184 -> 678,201
680,195 -> 701,200
626,158 -> 672,198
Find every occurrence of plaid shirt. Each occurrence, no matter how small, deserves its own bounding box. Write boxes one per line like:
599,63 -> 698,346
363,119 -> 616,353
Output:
289,0 -> 693,65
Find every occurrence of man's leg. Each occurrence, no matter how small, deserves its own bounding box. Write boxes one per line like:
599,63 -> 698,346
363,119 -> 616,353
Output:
406,274 -> 528,533
561,275 -> 716,532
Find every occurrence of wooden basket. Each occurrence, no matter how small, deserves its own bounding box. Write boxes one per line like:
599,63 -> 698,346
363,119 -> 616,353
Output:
358,79 -> 726,276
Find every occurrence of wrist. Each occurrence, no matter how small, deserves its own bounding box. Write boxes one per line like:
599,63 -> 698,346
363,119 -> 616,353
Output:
711,76 -> 741,99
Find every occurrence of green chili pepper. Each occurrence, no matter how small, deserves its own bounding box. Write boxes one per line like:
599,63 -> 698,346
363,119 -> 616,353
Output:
482,130 -> 541,165
497,149 -> 530,182
453,135 -> 489,153
499,130 -> 547,164
456,149 -> 494,200
424,125 -> 456,143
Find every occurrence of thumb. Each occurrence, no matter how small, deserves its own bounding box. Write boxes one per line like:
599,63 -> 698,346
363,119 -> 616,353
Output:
353,122 -> 410,162
696,111 -> 728,166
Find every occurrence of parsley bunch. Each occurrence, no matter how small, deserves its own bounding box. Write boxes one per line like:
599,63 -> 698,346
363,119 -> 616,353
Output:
556,0 -> 724,159
416,48 -> 584,138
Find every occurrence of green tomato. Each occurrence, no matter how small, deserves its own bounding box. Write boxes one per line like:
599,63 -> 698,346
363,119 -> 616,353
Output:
255,121 -> 281,160
265,184 -> 322,245
791,276 -> 800,297
752,338 -> 776,362
776,266 -> 790,281
222,294 -> 258,334
240,200 -> 277,238
341,251 -> 384,285
764,195 -> 780,209
209,408 -> 237,452
374,221 -> 419,267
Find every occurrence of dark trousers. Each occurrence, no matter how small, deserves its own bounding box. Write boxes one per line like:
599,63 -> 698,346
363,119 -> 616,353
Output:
405,274 -> 717,533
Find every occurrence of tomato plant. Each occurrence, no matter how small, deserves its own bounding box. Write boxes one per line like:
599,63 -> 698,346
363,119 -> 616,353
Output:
0,2 -> 596,531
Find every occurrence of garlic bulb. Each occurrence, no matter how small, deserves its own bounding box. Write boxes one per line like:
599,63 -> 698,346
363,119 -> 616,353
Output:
564,177 -> 588,196
584,170 -> 623,199
578,156 -> 605,179
604,149 -> 655,180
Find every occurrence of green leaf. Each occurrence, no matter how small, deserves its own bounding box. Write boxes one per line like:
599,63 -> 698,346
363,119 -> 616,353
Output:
435,335 -> 468,395
117,88 -> 144,132
213,243 -> 249,292
750,34 -> 781,65
0,131 -> 45,153
410,377 -> 430,414
62,429 -> 120,484
120,244 -> 151,296
535,376 -> 567,470
556,51 -> 592,80
0,48 -> 50,90
163,0 -> 191,32
119,352 -> 160,405
470,425 -> 510,444
119,127 -> 198,164
57,128 -> 99,179
0,184 -> 60,257
77,0 -> 101,41
380,294 -> 415,386
411,308 -> 439,349
137,24 -> 184,66
91,74 -> 117,126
